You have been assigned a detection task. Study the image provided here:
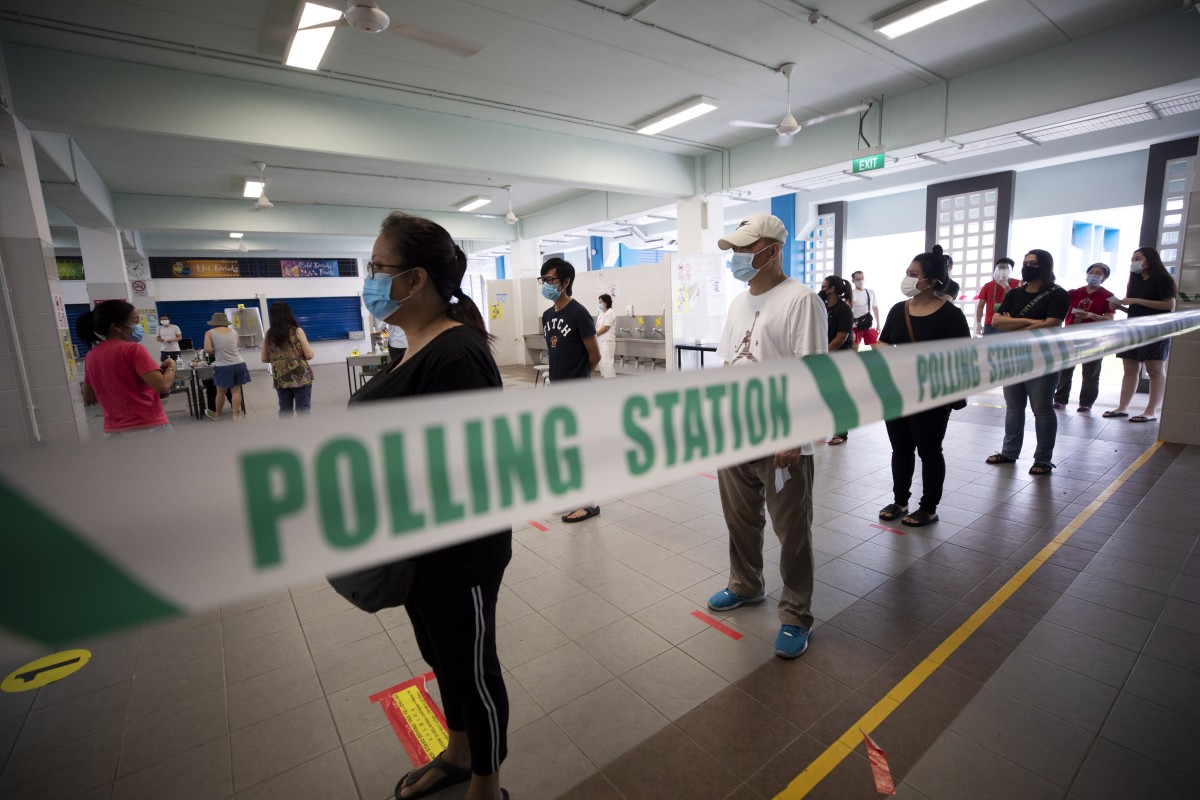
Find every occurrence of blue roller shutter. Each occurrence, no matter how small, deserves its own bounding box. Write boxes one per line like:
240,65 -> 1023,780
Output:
155,299 -> 258,349
265,296 -> 363,341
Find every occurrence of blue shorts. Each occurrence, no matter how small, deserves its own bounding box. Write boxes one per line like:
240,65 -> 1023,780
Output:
213,363 -> 251,388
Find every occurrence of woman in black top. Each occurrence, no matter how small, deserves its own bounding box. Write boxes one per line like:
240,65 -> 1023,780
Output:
986,249 -> 1070,475
822,275 -> 855,445
1105,247 -> 1177,423
350,214 -> 511,800
877,246 -> 970,526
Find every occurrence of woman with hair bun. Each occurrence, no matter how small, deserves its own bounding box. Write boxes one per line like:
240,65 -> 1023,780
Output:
986,249 -> 1070,475
76,299 -> 176,436
874,245 -> 970,526
350,213 -> 510,800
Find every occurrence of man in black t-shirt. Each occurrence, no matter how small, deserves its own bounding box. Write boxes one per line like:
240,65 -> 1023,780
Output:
539,258 -> 601,522
987,249 -> 1070,476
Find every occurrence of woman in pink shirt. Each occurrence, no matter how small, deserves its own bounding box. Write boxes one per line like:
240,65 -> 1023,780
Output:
78,300 -> 176,435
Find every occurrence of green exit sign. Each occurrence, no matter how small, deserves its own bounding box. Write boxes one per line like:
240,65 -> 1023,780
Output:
852,152 -> 886,174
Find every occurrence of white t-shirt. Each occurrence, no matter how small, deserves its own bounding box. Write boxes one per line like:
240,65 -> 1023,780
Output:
851,287 -> 875,319
718,278 -> 826,455
595,308 -> 616,342
388,325 -> 408,348
158,323 -> 182,352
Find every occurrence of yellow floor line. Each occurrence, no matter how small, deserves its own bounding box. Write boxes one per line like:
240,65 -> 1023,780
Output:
775,439 -> 1165,799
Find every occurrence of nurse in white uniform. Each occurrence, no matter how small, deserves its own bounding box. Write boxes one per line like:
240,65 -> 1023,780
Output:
596,293 -> 617,378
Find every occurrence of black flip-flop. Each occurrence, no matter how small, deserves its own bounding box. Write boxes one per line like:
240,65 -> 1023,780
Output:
562,505 -> 600,524
985,453 -> 1016,465
879,504 -> 908,522
1129,415 -> 1157,423
901,510 -> 938,527
395,754 -> 471,800
1102,410 -> 1128,418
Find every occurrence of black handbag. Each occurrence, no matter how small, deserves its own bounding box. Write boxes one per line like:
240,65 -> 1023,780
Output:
854,313 -> 873,330
327,559 -> 415,613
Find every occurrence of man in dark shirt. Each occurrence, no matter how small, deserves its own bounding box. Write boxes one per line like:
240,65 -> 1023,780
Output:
987,249 -> 1070,476
539,257 -> 601,522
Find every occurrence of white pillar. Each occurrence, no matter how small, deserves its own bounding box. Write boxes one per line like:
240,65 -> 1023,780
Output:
676,194 -> 725,254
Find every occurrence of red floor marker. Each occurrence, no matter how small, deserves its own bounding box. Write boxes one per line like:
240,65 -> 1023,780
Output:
370,672 -> 448,768
528,520 -> 548,532
869,523 -> 905,535
862,731 -> 896,795
691,610 -> 744,640
702,473 -> 718,479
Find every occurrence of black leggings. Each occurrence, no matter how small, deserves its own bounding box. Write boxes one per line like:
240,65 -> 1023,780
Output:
405,532 -> 511,775
885,406 -> 952,515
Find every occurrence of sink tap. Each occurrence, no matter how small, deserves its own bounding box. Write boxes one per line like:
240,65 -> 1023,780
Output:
634,327 -> 645,335
618,326 -> 630,334
652,327 -> 663,335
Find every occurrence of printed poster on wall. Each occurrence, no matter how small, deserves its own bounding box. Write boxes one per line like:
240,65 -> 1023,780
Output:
281,260 -> 337,278
56,258 -> 85,281
170,259 -> 240,279
60,330 -> 77,382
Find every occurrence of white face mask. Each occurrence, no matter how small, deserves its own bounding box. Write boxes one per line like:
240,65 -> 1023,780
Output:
900,275 -> 923,297
994,269 -> 1010,282
1129,260 -> 1144,274
853,279 -> 864,289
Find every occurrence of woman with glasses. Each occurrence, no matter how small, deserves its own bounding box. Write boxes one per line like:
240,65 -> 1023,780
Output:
76,300 -> 175,436
350,214 -> 511,800
986,249 -> 1070,475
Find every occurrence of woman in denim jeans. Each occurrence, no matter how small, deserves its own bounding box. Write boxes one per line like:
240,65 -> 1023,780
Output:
986,249 -> 1070,475
261,302 -> 315,416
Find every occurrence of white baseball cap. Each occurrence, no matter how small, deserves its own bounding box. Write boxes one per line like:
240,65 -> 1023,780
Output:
717,213 -> 789,250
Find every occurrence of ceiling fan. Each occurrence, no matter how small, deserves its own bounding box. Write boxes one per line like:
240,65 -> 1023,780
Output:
729,63 -> 871,147
308,2 -> 483,57
249,162 -> 274,211
499,185 -> 548,225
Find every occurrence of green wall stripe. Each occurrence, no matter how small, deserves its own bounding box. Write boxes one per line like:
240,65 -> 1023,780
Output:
803,356 -> 859,433
858,349 -> 905,420
0,479 -> 181,644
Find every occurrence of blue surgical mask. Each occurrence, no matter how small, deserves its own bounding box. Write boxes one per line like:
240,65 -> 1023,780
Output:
728,244 -> 773,282
122,322 -> 144,342
541,281 -> 562,301
363,270 -> 412,320
1086,274 -> 1103,287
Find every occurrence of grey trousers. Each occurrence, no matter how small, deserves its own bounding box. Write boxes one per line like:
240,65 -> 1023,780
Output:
717,455 -> 815,628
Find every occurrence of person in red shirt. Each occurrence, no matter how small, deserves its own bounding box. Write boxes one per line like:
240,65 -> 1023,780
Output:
1053,263 -> 1115,412
974,258 -> 1019,336
78,300 -> 176,435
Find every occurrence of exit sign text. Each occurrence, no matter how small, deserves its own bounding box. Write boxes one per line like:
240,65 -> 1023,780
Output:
852,153 -> 886,174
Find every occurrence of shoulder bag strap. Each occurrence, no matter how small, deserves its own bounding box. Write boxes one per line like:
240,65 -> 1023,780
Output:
904,301 -> 917,343
1017,290 -> 1052,318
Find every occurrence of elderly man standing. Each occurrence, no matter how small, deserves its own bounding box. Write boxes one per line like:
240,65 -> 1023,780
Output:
705,213 -> 828,659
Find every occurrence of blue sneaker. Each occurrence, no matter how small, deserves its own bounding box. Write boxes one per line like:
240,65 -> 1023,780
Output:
706,588 -> 767,612
775,624 -> 811,659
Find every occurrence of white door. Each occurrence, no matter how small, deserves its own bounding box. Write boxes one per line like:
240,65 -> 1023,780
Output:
486,280 -> 522,365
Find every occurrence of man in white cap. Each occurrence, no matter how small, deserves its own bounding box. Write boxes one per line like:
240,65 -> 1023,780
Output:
706,213 -> 827,659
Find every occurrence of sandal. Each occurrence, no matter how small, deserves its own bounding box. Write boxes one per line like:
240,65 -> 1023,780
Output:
902,510 -> 939,527
1102,410 -> 1128,418
879,504 -> 908,522
395,753 -> 472,800
985,454 -> 1016,465
1129,415 -> 1157,423
562,505 -> 600,524
1029,462 -> 1054,475
827,436 -> 847,446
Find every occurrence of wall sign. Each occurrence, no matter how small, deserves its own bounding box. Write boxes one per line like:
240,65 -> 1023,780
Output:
171,259 -> 240,278
281,260 -> 337,278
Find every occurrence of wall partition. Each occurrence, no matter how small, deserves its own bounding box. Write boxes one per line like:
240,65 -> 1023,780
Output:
925,172 -> 1015,306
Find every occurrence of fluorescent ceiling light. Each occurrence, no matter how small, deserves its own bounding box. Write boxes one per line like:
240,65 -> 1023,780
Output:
636,96 -> 719,136
242,178 -> 264,199
874,0 -> 989,39
458,196 -> 491,212
285,3 -> 342,70
229,232 -> 244,239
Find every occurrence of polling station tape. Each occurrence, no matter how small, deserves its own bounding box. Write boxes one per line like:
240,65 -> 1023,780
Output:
2,310 -> 1199,659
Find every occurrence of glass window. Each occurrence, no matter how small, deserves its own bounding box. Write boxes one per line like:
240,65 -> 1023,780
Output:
1164,213 -> 1182,227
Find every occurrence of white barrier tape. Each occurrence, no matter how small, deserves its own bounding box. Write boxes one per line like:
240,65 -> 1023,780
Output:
2,311 -> 1198,658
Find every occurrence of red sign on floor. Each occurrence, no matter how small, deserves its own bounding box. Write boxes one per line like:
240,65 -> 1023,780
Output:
862,731 -> 896,795
370,672 -> 448,768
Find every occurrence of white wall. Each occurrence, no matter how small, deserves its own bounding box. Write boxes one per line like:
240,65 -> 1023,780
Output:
843,231 -> 927,321
1010,205 -> 1144,293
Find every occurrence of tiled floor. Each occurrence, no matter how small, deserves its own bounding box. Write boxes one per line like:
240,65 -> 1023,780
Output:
3,357 -> 1198,799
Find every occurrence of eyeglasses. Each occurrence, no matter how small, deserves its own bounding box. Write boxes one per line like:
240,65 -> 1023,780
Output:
366,261 -> 405,278
536,276 -> 561,285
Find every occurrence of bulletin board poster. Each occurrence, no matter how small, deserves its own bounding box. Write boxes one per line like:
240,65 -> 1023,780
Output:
281,260 -> 337,278
170,259 -> 240,279
56,258 -> 85,281
60,329 -> 77,382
